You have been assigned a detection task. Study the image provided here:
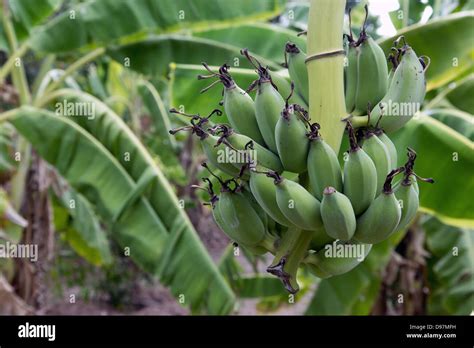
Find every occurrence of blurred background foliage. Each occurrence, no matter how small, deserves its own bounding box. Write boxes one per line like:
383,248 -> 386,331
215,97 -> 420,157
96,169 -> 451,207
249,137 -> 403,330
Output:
0,0 -> 472,315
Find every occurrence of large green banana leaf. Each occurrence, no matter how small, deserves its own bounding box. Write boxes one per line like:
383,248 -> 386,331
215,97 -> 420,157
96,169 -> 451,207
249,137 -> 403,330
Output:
426,108 -> 474,141
29,0 -> 285,53
0,0 -> 61,51
107,35 -> 280,77
424,217 -> 474,315
194,23 -> 306,62
379,12 -> 474,91
443,75 -> 474,114
10,106 -> 235,314
391,114 -> 474,228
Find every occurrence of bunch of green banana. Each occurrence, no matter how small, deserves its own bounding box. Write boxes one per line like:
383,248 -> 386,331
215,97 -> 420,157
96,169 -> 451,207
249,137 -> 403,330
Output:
241,49 -> 285,153
284,42 -> 309,103
344,5 -> 388,115
343,122 -> 377,215
275,83 -> 310,173
198,63 -> 266,146
306,123 -> 343,200
172,8 -> 436,293
353,38 -> 428,133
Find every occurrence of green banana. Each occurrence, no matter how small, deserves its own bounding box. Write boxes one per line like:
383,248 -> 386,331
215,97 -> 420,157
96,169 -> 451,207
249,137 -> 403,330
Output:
310,226 -> 335,252
198,63 -> 265,145
343,122 -> 377,215
353,6 -> 388,115
320,187 -> 356,241
344,40 -> 359,113
354,168 -> 402,244
304,240 -> 372,278
267,228 -> 313,293
201,175 -> 277,252
210,124 -> 283,173
275,83 -> 309,173
367,44 -> 427,133
242,49 -> 284,153
169,109 -> 242,178
395,147 -> 434,230
395,179 -> 418,232
362,130 -> 391,194
374,128 -> 398,170
285,42 -> 309,103
270,172 -> 323,231
306,123 -> 343,200
249,171 -> 294,227
239,182 -> 268,229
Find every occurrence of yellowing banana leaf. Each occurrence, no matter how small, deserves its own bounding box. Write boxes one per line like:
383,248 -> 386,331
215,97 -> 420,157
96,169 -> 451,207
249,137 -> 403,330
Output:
378,12 -> 474,91
29,0 -> 285,53
10,106 -> 235,314
391,114 -> 474,228
53,183 -> 112,266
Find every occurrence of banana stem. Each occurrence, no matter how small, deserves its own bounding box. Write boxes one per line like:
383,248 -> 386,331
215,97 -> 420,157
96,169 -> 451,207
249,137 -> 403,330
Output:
307,0 -> 347,154
267,228 -> 313,293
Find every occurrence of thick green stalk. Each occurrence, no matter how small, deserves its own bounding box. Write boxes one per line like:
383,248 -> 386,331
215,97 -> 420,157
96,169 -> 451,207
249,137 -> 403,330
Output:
307,0 -> 347,154
2,2 -> 32,209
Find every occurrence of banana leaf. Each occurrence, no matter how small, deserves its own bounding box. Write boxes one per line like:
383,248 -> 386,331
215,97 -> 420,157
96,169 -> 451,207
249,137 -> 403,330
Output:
391,114 -> 474,228
137,80 -> 177,151
10,106 -> 235,314
425,108 -> 474,141
29,0 -> 285,53
194,23 -> 306,62
52,183 -> 112,266
444,75 -> 474,114
107,35 -> 280,77
0,0 -> 62,51
424,216 -> 474,315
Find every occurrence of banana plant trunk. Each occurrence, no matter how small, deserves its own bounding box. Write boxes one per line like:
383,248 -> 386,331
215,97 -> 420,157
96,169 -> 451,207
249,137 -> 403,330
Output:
307,0 -> 347,154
